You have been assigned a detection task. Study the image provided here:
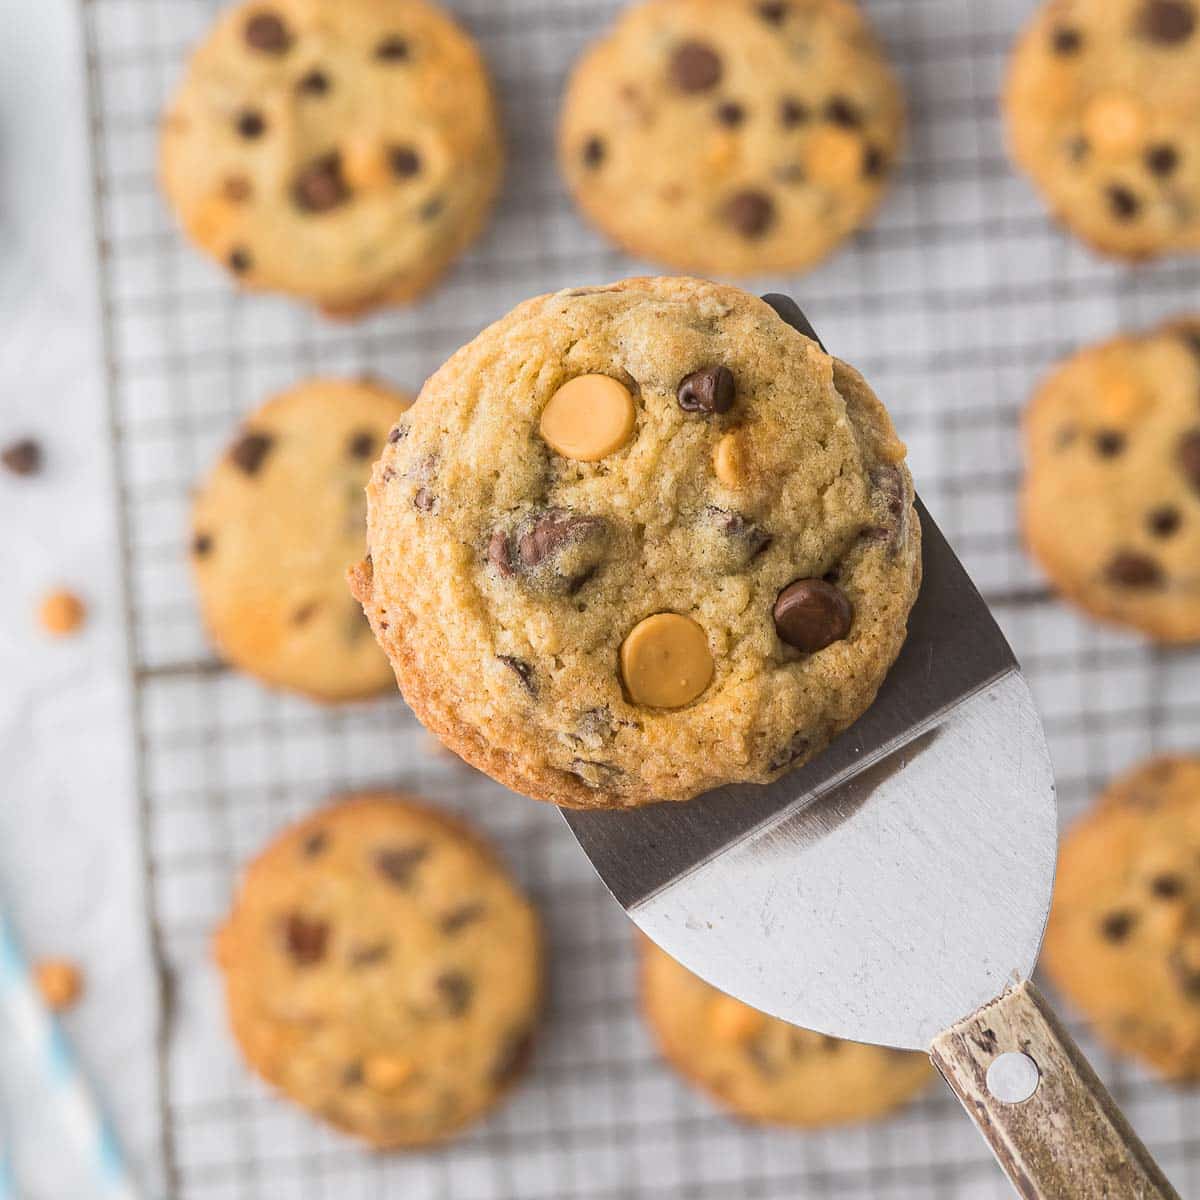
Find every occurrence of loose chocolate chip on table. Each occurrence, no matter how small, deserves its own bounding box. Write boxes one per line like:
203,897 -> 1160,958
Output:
1148,506 -> 1182,537
297,69 -> 330,95
236,110 -> 265,139
302,830 -> 328,857
773,578 -> 853,652
1094,430 -> 1125,457
374,843 -> 430,887
283,913 -> 329,965
293,153 -> 350,213
348,430 -> 375,459
1051,26 -> 1083,54
191,532 -> 212,557
824,96 -> 862,128
779,97 -> 809,127
440,903 -> 486,934
491,1030 -> 534,1085
244,12 -> 292,54
1105,550 -> 1163,588
1,438 -> 42,476
1137,0 -> 1197,44
723,189 -> 775,238
1146,144 -> 1180,176
669,41 -> 723,93
716,101 -> 745,127
1151,873 -> 1184,898
677,365 -> 736,414
228,247 -> 252,274
390,146 -> 421,178
1106,184 -> 1141,220
375,36 -> 410,61
229,430 -> 273,475
436,971 -> 473,1016
582,136 -> 606,168
1179,429 -> 1200,492
497,654 -> 537,696
1099,910 -> 1136,941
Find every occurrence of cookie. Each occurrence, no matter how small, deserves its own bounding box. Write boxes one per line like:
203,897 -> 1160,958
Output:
558,0 -> 904,277
350,277 -> 921,808
215,793 -> 544,1147
1005,0 -> 1200,260
1021,318 -> 1200,642
640,940 -> 932,1126
1042,756 -> 1200,1079
192,377 -> 412,700
160,0 -> 502,314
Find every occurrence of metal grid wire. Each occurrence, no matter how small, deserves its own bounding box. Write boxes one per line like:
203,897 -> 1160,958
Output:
81,0 -> 1200,1195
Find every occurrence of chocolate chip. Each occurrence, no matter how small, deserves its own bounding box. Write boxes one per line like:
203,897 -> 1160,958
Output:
293,153 -> 350,213
1178,429 -> 1200,493
283,913 -> 329,965
491,1029 -> 534,1085
677,365 -> 736,415
349,942 -> 390,968
1146,144 -> 1180,176
1106,184 -> 1141,220
669,41 -> 723,93
1066,136 -> 1090,164
723,189 -> 775,238
342,1062 -> 364,1086
1151,873 -> 1184,898
440,903 -> 486,934
1148,506 -> 1182,537
192,532 -> 212,557
244,12 -> 291,53
779,97 -> 809,127
375,36 -> 410,62
863,145 -> 887,177
707,507 -> 772,562
390,146 -> 421,178
1137,0 -> 1196,44
436,971 -> 473,1016
387,424 -> 408,444
497,654 -> 536,696
487,529 -> 513,576
716,101 -> 745,127
1168,947 -> 1200,999
582,136 -> 606,168
1105,551 -> 1163,588
236,110 -> 265,139
374,843 -> 430,888
297,69 -> 330,95
1100,910 -> 1136,941
769,732 -> 809,772
1095,430 -> 1126,457
2,438 -> 42,476
228,247 -> 252,274
222,175 -> 252,202
1052,26 -> 1083,53
348,430 -> 375,459
514,509 -> 609,593
413,487 -> 436,512
825,96 -> 862,127
773,578 -> 853,651
229,431 -> 273,475
302,830 -> 328,857
758,1 -> 788,21
419,195 -> 445,222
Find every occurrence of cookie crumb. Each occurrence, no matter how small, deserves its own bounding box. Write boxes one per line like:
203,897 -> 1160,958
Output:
35,958 -> 84,1011
39,589 -> 87,637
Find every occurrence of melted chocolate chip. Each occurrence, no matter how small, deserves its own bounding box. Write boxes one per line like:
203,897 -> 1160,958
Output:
779,97 -> 809,128
708,507 -> 772,561
413,487 -> 436,512
1137,0 -> 1196,44
510,509 -> 610,593
440,903 -> 486,934
723,189 -> 775,238
669,41 -> 723,93
497,654 -> 537,696
1150,873 -> 1184,898
192,532 -> 212,558
348,430 -> 375,459
297,69 -> 330,95
390,146 -> 421,178
244,12 -> 292,54
1148,506 -> 1182,538
1178,429 -> 1200,493
1146,144 -> 1180,176
283,913 -> 329,965
2,439 -> 42,476
236,110 -> 265,139
228,247 -> 252,274
487,529 -> 513,576
302,830 -> 328,857
773,579 -> 853,651
825,96 -> 862,128
1107,184 -> 1142,220
436,971 -> 473,1016
758,2 -> 788,23
229,431 -> 273,475
1105,551 -> 1163,588
1095,430 -> 1126,457
1100,910 -> 1136,941
677,365 -> 736,414
293,153 -> 350,213
375,36 -> 410,62
582,136 -> 606,168
374,843 -> 430,888
716,101 -> 745,127
491,1029 -> 535,1085
1052,26 -> 1084,54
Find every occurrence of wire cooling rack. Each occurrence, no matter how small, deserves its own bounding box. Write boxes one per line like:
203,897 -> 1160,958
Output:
82,0 -> 1200,1196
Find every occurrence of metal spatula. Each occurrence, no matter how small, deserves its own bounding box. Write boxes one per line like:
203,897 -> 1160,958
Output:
562,298 -> 1178,1200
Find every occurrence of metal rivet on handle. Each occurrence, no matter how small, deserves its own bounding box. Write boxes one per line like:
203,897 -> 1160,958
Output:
986,1051 -> 1041,1104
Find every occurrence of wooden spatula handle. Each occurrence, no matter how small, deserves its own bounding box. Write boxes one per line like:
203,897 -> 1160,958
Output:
930,980 -> 1178,1199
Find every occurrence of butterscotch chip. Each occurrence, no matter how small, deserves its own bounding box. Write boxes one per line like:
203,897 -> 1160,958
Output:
35,959 -> 84,1012
215,793 -> 544,1147
712,431 -> 744,488
539,375 -> 636,461
641,940 -> 932,1126
38,590 -> 86,637
620,613 -> 713,709
806,125 -> 865,186
1081,91 -> 1146,157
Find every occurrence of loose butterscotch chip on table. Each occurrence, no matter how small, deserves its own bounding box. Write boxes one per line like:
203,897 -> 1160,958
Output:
38,589 -> 87,637
353,278 -> 920,808
35,959 -> 84,1012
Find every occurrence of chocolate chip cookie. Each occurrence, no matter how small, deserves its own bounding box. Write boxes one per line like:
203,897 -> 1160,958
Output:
160,0 -> 502,314
641,940 -> 932,1125
351,278 -> 921,808
1022,318 -> 1200,641
558,0 -> 905,276
192,377 -> 412,700
1006,0 -> 1200,259
1042,756 -> 1200,1079
215,793 -> 544,1146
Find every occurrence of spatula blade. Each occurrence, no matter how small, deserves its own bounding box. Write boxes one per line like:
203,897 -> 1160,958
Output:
563,503 -> 1057,1050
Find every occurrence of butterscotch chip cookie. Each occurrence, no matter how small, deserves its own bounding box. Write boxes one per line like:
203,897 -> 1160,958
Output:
558,0 -> 905,276
1043,756 -> 1200,1079
1021,318 -> 1200,641
215,794 -> 544,1147
1005,0 -> 1200,259
640,941 -> 932,1126
351,278 -> 921,808
160,0 -> 502,314
192,378 -> 412,700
